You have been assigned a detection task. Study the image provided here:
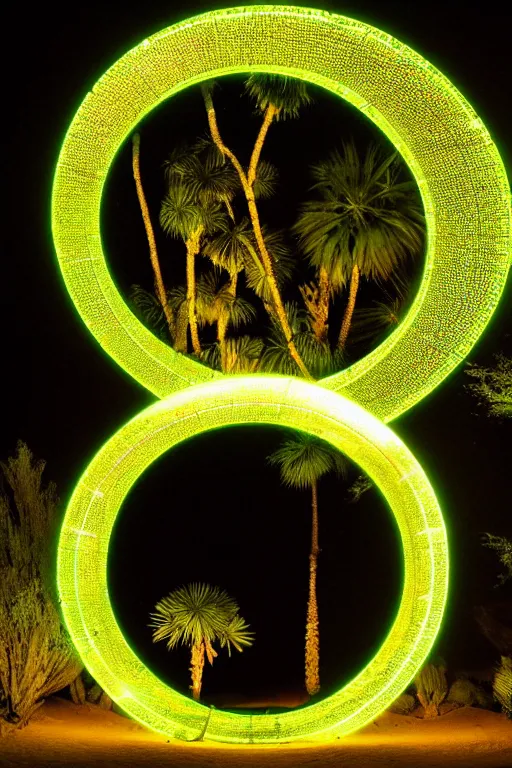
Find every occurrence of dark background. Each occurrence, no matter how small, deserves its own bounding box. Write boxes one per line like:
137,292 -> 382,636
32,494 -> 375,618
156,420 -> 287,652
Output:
5,1 -> 511,702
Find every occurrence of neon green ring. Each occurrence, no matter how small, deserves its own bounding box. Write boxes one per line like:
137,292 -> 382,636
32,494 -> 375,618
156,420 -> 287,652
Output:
57,376 -> 448,743
51,5 -> 511,422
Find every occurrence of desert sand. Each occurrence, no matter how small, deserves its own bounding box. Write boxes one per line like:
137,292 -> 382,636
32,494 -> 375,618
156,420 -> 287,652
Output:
1,697 -> 511,767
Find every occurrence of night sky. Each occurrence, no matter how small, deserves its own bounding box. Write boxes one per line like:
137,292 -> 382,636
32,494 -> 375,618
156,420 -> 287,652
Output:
5,1 -> 511,703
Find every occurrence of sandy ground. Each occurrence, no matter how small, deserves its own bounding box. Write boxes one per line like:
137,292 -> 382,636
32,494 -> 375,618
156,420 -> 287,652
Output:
1,697 -> 511,768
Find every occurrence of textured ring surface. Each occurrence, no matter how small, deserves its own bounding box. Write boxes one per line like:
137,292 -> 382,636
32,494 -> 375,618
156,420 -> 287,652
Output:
51,5 -> 511,422
58,376 -> 448,743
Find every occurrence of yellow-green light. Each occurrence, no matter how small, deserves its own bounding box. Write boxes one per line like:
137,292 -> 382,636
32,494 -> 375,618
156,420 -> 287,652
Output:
58,376 -> 448,743
52,4 -> 511,744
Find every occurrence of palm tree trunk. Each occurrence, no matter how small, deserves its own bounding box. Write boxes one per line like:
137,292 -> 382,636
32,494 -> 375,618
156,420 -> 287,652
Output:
217,273 -> 237,372
185,227 -> 203,357
305,480 -> 320,696
132,134 -> 176,343
338,263 -> 360,350
218,313 -> 228,372
201,87 -> 312,381
247,104 -> 278,187
174,302 -> 189,354
190,641 -> 205,701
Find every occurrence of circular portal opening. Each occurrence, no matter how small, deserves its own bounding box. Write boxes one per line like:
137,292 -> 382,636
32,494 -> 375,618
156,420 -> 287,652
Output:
108,424 -> 402,709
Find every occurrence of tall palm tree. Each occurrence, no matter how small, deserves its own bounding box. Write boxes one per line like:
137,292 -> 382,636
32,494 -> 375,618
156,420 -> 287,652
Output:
268,434 -> 348,696
294,140 -> 424,350
132,133 -> 176,343
243,74 -> 312,187
201,78 -> 313,379
160,143 -> 240,356
149,583 -> 253,701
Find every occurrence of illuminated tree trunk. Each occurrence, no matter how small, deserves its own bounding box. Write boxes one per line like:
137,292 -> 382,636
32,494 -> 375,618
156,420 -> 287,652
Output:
174,301 -> 189,354
218,273 -> 237,372
186,227 -> 203,357
305,480 -> 320,696
247,104 -> 278,187
338,263 -> 360,350
190,641 -> 205,701
201,87 -> 312,380
132,134 -> 176,343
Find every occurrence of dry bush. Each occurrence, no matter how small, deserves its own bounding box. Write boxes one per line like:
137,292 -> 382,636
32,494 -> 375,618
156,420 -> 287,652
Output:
0,442 -> 81,734
414,663 -> 448,718
494,656 -> 512,717
448,678 -> 491,708
388,692 -> 416,715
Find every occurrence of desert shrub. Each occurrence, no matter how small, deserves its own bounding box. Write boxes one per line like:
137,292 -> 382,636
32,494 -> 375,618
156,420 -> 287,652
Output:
0,443 -> 81,733
448,678 -> 491,708
388,692 -> 416,715
493,657 -> 512,717
414,663 -> 448,718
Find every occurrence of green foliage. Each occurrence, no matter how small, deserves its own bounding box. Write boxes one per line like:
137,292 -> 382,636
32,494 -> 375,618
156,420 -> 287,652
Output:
482,533 -> 512,585
448,678 -> 490,708
414,663 -> 448,717
164,142 -> 239,208
388,692 -> 416,715
259,302 -> 334,378
244,74 -> 312,121
465,354 -> 512,419
493,656 -> 512,716
347,474 -> 373,502
202,216 -> 253,277
268,431 -> 348,490
294,141 -> 424,292
160,185 -> 225,241
252,160 -> 279,200
130,284 -> 168,340
0,443 -> 81,733
203,335 -> 264,374
146,75 -> 426,376
196,272 -> 256,330
350,294 -> 407,347
149,583 -> 253,654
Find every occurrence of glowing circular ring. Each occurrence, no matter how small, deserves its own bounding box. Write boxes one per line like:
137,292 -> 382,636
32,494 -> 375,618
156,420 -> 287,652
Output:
58,376 -> 448,743
51,5 -> 511,422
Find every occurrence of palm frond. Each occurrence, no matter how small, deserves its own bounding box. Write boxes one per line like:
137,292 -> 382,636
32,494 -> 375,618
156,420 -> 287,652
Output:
218,614 -> 255,656
259,302 -> 334,378
202,216 -> 253,276
129,285 -> 167,340
244,74 -> 312,121
268,432 -> 348,489
293,139 -> 425,291
149,583 -> 239,650
253,160 -> 279,200
350,294 -> 407,346
160,184 -> 204,241
196,271 -> 257,330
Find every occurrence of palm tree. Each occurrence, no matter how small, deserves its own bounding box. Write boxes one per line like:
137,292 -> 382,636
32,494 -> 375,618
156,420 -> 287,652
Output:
196,271 -> 256,372
149,583 -> 253,701
201,78 -> 313,379
268,434 -> 348,696
243,74 -> 312,188
160,143 -> 240,356
132,133 -> 176,343
294,140 -> 424,350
